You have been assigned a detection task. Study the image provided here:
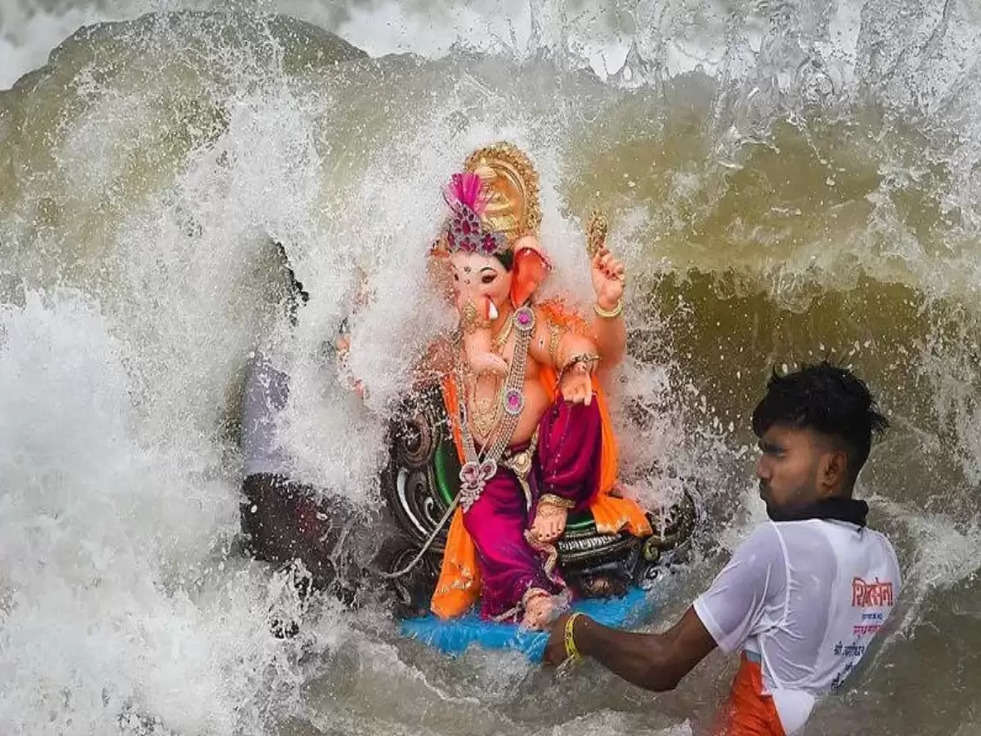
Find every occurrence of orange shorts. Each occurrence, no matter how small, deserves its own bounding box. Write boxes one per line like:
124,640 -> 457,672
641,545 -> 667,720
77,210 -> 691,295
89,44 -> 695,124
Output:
713,653 -> 786,736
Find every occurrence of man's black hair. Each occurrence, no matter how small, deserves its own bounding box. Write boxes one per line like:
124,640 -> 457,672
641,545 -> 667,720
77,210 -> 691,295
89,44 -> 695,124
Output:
752,361 -> 889,484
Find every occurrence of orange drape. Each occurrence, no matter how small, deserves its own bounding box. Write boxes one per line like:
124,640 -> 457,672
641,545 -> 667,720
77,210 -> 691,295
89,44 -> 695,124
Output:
712,654 -> 787,736
430,301 -> 651,619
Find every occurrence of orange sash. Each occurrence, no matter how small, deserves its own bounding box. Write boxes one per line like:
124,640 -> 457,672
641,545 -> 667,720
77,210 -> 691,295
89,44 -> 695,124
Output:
712,654 -> 786,736
430,302 -> 651,619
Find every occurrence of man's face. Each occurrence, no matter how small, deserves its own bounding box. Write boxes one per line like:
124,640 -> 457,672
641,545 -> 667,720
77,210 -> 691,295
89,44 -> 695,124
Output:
755,424 -> 830,511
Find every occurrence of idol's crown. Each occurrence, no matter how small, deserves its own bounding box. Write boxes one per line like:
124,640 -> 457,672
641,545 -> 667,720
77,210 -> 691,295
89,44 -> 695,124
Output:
441,172 -> 508,256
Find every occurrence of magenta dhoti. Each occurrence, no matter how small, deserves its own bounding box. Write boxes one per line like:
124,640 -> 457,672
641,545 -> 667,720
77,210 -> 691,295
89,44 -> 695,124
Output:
462,399 -> 603,619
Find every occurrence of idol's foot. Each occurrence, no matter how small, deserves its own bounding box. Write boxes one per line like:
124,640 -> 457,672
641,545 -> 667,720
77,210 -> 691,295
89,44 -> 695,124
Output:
521,590 -> 556,630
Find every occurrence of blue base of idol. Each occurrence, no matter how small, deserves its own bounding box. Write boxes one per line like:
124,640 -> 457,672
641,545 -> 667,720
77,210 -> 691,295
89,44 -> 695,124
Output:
400,586 -> 653,661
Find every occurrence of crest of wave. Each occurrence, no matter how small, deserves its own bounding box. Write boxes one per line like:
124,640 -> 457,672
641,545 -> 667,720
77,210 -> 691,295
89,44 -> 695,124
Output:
0,292 -> 359,735
0,18 -> 373,734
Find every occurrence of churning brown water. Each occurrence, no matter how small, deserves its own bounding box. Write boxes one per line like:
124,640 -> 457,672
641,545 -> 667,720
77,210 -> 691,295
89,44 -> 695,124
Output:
2,2 -> 980,734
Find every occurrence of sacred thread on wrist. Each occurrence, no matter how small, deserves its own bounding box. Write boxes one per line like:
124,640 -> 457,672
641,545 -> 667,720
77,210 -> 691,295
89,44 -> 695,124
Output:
564,612 -> 584,661
593,298 -> 623,319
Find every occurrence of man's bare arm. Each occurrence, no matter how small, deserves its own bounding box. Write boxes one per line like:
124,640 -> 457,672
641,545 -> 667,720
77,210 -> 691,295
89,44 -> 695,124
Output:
546,607 -> 717,692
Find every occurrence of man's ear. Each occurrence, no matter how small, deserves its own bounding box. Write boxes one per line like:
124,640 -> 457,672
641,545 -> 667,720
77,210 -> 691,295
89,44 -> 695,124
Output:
819,450 -> 849,497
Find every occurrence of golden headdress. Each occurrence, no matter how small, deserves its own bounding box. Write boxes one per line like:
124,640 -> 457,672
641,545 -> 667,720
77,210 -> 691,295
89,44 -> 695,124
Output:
463,142 -> 541,245
437,142 -> 542,259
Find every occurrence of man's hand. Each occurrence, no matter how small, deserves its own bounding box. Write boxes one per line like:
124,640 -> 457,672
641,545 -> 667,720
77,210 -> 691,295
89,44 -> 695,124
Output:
541,607 -> 718,692
543,612 -> 576,665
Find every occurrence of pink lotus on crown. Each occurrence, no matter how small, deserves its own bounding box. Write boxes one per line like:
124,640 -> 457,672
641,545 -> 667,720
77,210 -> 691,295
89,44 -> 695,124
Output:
441,172 -> 508,256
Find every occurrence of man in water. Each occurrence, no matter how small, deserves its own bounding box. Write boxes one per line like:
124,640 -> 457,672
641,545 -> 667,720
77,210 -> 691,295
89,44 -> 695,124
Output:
239,244 -> 364,602
544,362 -> 901,735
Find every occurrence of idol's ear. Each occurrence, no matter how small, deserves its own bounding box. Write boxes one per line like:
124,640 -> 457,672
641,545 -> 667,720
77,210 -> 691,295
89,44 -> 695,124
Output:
510,237 -> 550,307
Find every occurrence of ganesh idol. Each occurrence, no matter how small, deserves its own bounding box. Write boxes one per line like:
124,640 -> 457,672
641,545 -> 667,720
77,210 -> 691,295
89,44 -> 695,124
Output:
423,142 -> 652,630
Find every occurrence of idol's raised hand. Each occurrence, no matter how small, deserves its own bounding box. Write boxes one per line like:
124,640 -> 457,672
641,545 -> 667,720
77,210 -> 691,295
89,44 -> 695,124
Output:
590,247 -> 626,310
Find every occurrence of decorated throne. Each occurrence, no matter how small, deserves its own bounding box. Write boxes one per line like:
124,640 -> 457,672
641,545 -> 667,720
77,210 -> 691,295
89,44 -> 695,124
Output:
377,384 -> 698,617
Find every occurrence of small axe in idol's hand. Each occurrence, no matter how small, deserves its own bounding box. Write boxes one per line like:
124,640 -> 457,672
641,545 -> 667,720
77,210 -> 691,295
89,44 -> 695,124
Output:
585,209 -> 608,258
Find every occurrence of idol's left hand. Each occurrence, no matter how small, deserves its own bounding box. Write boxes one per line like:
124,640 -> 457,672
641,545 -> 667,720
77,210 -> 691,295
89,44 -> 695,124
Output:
335,335 -> 366,398
590,247 -> 626,310
560,363 -> 593,405
543,612 -> 574,666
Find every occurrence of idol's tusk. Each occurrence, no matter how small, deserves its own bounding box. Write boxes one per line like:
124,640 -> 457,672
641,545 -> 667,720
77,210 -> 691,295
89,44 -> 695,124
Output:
488,300 -> 499,320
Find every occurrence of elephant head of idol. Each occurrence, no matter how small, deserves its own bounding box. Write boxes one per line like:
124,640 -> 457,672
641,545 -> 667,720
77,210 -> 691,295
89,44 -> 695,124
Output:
433,142 -> 550,339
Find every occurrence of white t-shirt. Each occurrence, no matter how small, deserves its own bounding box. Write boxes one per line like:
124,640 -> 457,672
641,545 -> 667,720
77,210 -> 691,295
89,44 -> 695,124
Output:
693,518 -> 901,734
